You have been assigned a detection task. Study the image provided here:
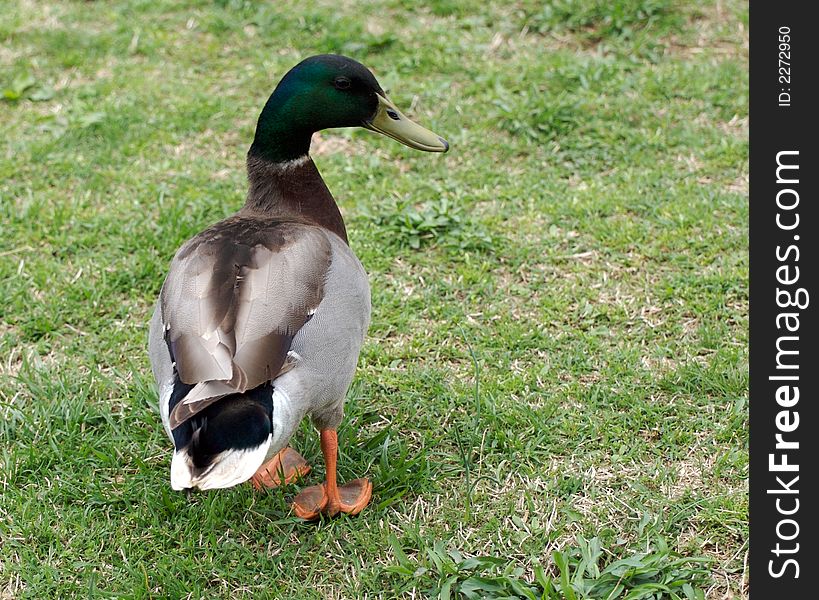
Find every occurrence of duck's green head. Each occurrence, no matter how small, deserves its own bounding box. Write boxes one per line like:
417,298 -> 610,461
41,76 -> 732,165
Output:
250,54 -> 449,162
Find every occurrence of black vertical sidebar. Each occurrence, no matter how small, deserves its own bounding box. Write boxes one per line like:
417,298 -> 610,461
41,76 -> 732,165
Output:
750,2 -> 817,595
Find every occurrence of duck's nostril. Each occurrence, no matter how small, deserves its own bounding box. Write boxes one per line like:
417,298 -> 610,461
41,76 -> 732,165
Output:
386,109 -> 400,121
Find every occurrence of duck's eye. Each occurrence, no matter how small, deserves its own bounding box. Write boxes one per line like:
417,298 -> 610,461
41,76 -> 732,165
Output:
334,77 -> 352,90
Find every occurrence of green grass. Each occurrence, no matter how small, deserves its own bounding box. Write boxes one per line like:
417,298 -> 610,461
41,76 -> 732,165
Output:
1,0 -> 748,598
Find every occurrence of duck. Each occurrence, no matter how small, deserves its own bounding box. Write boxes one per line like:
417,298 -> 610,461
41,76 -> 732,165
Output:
148,54 -> 448,519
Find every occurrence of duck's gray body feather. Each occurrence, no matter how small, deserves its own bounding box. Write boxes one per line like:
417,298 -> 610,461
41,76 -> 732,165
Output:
149,218 -> 370,458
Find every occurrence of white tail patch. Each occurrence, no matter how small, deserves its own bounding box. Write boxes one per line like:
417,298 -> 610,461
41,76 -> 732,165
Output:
170,434 -> 272,491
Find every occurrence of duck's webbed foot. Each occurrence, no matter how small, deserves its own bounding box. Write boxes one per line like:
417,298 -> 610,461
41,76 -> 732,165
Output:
292,429 -> 372,519
250,447 -> 311,490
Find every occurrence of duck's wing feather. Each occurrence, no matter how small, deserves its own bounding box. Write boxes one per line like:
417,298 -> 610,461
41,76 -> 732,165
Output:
160,218 -> 332,429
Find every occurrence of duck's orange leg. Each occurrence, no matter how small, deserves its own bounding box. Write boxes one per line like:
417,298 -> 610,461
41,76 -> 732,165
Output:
250,447 -> 311,490
292,429 -> 372,519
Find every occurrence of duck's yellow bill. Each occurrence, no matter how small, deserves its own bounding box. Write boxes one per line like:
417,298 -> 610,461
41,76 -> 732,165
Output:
364,94 -> 449,152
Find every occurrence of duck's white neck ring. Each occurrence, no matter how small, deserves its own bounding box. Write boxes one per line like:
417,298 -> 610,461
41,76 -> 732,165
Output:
270,154 -> 310,171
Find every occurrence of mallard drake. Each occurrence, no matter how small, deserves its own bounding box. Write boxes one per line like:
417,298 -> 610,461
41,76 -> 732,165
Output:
148,54 -> 447,518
